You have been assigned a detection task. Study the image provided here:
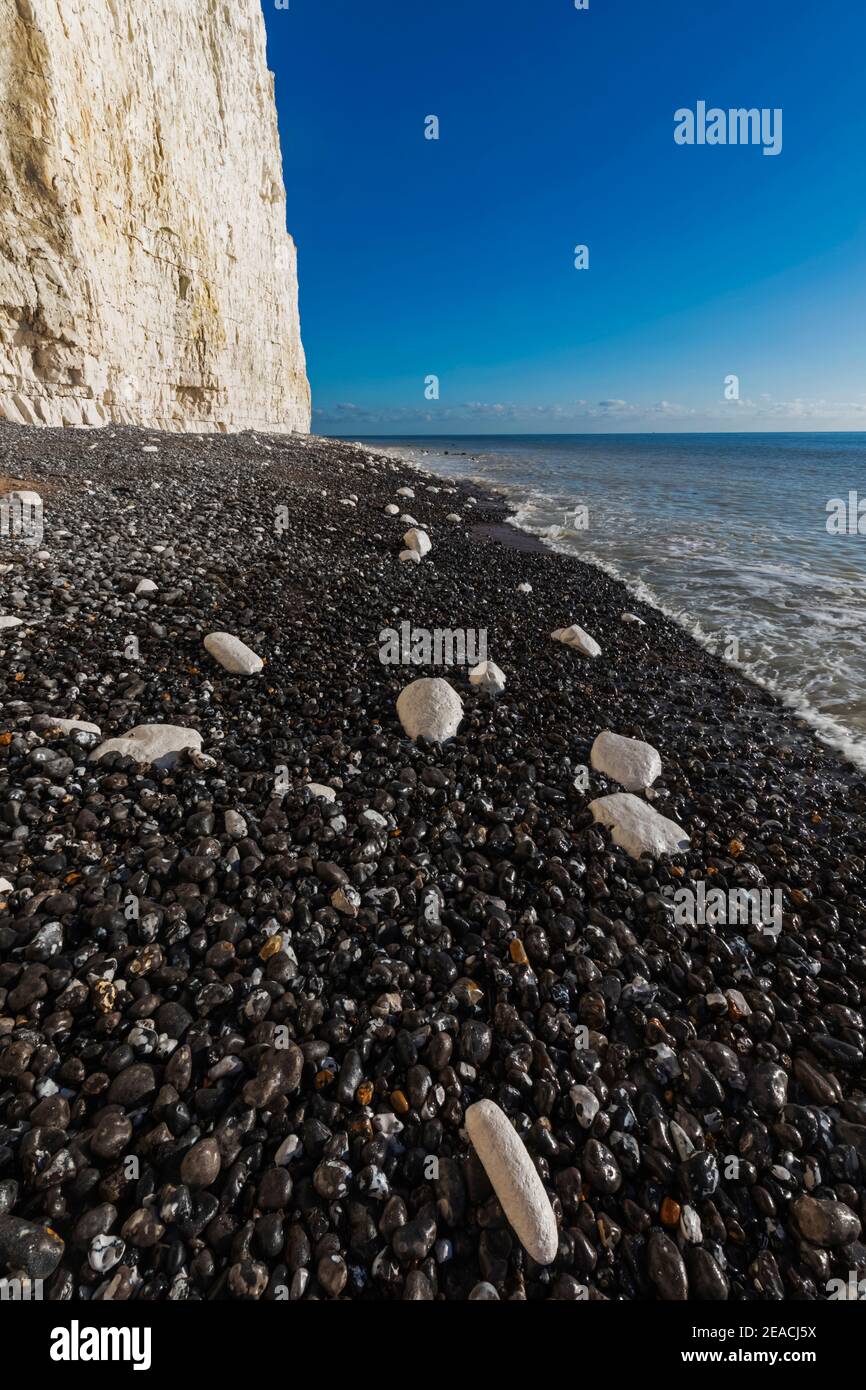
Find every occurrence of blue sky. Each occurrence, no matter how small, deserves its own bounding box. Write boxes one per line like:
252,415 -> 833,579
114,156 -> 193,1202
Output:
264,0 -> 866,435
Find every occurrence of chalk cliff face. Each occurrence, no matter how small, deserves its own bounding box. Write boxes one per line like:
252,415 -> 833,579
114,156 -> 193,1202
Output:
0,0 -> 310,433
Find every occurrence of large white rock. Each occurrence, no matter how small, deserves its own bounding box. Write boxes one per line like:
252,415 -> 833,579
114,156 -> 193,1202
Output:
552,624 -> 601,658
589,792 -> 690,859
203,632 -> 263,675
0,616 -> 23,629
396,678 -> 463,743
403,528 -> 431,558
0,1 -> 309,434
384,504 -> 399,516
469,660 -> 506,695
91,724 -> 202,769
465,1100 -> 558,1265
591,731 -> 662,791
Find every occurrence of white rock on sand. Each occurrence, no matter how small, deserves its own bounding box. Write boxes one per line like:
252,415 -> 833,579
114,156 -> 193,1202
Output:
135,579 -> 158,595
396,487 -> 415,498
589,792 -> 690,859
591,730 -> 662,791
518,582 -> 533,594
384,504 -> 399,516
396,677 -> 463,743
91,724 -> 202,769
552,623 -> 601,658
621,612 -> 646,626
399,514 -> 419,526
465,1100 -> 558,1265
398,549 -> 421,565
446,513 -> 461,523
203,632 -> 264,675
469,659 -> 506,695
402,528 -> 431,558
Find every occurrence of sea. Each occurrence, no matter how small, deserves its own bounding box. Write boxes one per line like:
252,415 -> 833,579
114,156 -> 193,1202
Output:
352,433 -> 866,771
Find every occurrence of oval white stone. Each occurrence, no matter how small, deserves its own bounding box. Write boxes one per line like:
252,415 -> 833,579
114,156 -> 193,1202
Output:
591,730 -> 662,791
203,632 -> 264,675
91,723 -> 202,769
589,792 -> 689,859
402,528 -> 431,557
396,677 -> 463,743
398,548 -> 421,564
465,1100 -> 558,1265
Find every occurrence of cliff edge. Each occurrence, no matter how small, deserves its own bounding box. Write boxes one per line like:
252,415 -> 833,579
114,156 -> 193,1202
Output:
0,0 -> 310,432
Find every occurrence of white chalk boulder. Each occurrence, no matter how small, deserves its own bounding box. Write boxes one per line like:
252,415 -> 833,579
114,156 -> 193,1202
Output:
469,660 -> 506,695
396,677 -> 463,743
552,624 -> 601,658
403,528 -> 431,557
203,632 -> 264,675
591,731 -> 662,791
465,1100 -> 558,1265
91,724 -> 203,769
589,792 -> 690,859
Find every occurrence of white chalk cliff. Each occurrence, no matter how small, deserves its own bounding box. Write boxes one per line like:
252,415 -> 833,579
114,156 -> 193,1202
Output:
0,0 -> 310,432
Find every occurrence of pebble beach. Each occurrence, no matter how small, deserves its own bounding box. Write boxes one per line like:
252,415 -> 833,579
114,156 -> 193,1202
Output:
1,422 -> 865,1303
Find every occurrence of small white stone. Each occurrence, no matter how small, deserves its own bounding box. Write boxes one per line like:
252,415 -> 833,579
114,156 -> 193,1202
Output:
0,877 -> 13,893
44,718 -> 102,736
135,579 -> 158,594
399,513 -> 419,526
0,616 -> 23,629
465,1099 -> 558,1265
517,582 -> 532,594
203,632 -> 264,675
621,611 -> 646,626
403,528 -> 431,557
384,503 -> 399,515
396,677 -> 463,743
396,487 -> 415,498
35,550 -> 50,560
142,445 -> 159,453
680,1206 -> 703,1243
306,782 -> 337,802
89,1234 -> 126,1273
398,549 -> 421,565
446,513 -> 461,523
590,731 -> 662,791
91,723 -> 203,769
589,792 -> 690,859
469,660 -> 506,695
551,624 -> 601,658
359,808 -> 388,829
